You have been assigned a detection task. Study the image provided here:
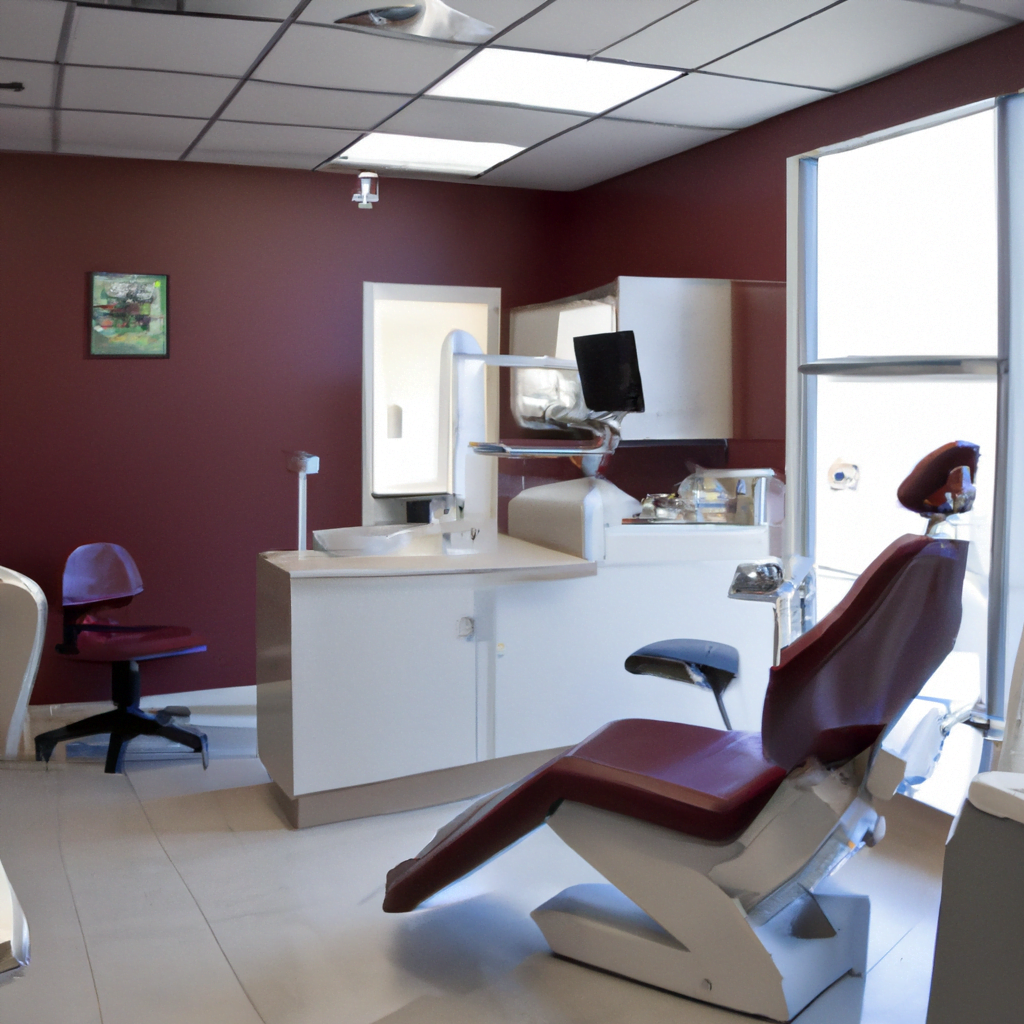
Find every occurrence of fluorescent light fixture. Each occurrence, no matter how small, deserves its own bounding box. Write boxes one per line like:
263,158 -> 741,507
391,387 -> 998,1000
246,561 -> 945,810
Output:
333,133 -> 523,175
428,48 -> 681,115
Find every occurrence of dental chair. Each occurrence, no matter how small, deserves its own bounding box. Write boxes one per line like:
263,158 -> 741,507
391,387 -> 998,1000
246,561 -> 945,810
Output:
382,441 -> 978,1022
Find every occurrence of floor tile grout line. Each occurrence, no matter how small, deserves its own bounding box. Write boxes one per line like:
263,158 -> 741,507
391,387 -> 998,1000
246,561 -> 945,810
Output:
866,920 -> 919,974
125,770 -> 269,1024
51,769 -> 106,1024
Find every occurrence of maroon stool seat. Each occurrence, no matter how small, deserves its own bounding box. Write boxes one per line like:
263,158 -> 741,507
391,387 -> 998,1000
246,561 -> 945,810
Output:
384,444 -> 976,916
34,543 -> 209,774
71,625 -> 206,664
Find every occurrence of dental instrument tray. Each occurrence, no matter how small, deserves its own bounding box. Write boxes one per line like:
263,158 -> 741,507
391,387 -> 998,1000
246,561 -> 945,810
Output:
631,468 -> 777,526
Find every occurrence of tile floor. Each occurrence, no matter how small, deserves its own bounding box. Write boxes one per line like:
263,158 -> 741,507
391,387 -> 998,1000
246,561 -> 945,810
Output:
0,756 -> 951,1024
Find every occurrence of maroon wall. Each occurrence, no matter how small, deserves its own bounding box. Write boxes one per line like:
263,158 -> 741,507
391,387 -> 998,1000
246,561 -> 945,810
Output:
7,21 -> 1024,704
0,155 -> 566,702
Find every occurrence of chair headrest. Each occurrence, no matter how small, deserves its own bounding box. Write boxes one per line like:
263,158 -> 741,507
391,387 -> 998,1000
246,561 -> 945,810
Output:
897,441 -> 980,516
62,543 -> 143,607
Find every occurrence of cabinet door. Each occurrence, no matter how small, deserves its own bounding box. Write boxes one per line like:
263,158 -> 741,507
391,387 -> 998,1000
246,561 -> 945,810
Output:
290,575 -> 477,794
493,563 -> 774,758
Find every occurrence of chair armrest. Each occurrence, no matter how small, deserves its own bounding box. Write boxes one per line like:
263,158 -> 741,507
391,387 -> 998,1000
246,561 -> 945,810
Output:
625,639 -> 739,730
625,639 -> 738,682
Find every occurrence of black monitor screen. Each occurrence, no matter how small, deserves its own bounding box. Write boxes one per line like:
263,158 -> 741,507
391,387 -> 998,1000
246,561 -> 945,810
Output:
573,330 -> 645,414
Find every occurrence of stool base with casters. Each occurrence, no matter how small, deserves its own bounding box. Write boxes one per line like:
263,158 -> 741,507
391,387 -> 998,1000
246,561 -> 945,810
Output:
45,542 -> 211,774
35,657 -> 208,774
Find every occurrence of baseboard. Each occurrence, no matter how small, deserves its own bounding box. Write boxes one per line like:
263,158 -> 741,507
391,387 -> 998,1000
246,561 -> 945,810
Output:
273,747 -> 568,829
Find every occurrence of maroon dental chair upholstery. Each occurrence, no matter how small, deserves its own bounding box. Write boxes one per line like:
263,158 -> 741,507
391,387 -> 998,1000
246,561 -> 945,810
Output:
34,543 -> 208,774
382,441 -> 978,1021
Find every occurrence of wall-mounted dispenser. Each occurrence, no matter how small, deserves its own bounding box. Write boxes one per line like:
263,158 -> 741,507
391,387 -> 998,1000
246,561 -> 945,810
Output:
352,171 -> 379,210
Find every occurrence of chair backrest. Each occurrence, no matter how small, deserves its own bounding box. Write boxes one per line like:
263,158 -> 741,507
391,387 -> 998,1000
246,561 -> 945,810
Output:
761,534 -> 967,771
0,567 -> 47,759
62,543 -> 143,608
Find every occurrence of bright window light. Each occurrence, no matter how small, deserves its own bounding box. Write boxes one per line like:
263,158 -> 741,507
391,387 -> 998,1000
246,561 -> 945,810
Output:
332,133 -> 523,175
428,48 -> 681,114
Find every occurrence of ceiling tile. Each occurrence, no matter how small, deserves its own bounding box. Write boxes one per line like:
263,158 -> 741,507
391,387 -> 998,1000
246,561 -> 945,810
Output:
254,23 -> 470,91
929,0 -> 1022,18
442,0 -> 548,33
300,1 -> 414,24
0,105 -> 51,152
480,117 -> 729,190
499,0 -> 688,56
0,57 -> 56,108
299,0 -> 540,35
710,0 -> 1004,91
0,0 -> 66,62
189,120 -> 361,168
222,80 -> 408,129
602,0 -> 833,70
58,110 -> 204,159
613,71 -> 827,129
186,0 -> 295,15
66,7 -> 278,76
381,96 -> 586,146
62,66 -> 236,118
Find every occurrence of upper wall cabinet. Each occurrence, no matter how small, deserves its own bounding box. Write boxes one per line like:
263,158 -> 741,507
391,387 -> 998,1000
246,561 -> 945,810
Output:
511,277 -> 774,441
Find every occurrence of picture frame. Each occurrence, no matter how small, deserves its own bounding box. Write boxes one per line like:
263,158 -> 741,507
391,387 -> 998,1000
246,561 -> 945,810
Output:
89,272 -> 169,358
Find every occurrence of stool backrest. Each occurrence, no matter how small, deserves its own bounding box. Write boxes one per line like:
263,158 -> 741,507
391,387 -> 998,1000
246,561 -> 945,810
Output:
63,543 -> 143,608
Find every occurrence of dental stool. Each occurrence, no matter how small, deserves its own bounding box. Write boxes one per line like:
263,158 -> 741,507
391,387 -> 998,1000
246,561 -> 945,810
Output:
383,441 -> 978,1021
34,543 -> 209,774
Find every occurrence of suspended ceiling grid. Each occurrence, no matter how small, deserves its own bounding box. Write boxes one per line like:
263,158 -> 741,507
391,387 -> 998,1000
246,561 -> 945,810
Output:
0,0 -> 1020,191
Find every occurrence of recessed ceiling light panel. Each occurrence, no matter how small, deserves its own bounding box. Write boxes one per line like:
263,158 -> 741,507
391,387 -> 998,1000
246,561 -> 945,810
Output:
332,132 -> 524,175
428,48 -> 681,115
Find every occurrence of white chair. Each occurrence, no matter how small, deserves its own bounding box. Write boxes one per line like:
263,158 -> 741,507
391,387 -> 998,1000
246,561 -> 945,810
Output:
0,566 -> 46,760
0,855 -> 29,979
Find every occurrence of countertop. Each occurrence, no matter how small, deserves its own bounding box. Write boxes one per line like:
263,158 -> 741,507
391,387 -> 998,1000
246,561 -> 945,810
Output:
261,534 -> 597,582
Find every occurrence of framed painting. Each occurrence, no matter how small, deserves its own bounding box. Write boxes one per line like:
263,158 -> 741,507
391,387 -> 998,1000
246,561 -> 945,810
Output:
90,272 -> 168,357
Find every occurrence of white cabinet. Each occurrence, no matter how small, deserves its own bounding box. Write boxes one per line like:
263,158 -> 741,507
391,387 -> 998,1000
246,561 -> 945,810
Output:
493,527 -> 774,756
256,528 -> 774,824
294,576 -> 477,792
256,538 -> 596,805
259,563 -> 478,797
510,276 -> 744,441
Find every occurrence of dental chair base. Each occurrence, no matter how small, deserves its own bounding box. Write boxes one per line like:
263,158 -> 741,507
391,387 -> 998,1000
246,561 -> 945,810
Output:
534,797 -> 870,1021
534,883 -> 867,1021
